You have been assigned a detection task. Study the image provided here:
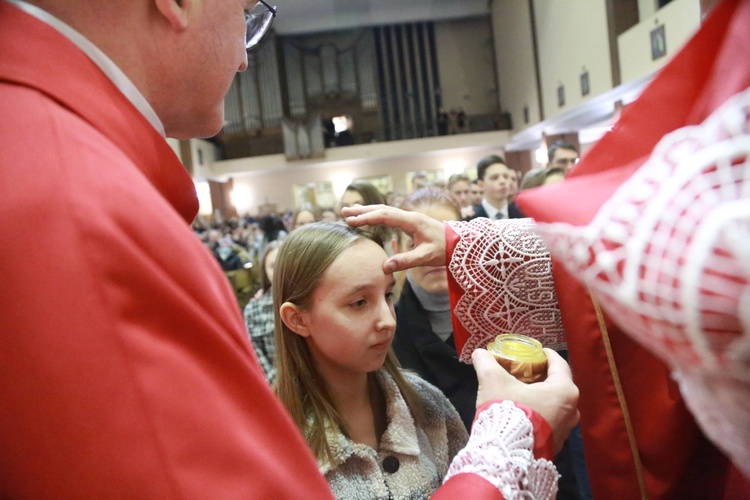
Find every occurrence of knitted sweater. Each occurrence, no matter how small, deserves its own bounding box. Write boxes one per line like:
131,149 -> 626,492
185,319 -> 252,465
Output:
320,370 -> 468,499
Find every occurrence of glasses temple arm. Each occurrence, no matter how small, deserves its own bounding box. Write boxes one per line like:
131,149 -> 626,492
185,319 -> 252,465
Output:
257,0 -> 277,16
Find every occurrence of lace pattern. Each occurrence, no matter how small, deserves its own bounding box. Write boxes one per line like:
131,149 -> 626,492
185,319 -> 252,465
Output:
444,401 -> 558,499
447,218 -> 566,362
533,88 -> 750,477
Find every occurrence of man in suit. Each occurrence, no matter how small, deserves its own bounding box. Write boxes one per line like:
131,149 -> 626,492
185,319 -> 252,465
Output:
546,140 -> 579,174
471,155 -> 525,220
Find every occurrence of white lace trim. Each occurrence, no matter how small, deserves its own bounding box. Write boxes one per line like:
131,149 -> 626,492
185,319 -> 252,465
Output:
447,218 -> 566,362
444,401 -> 558,499
533,88 -> 750,477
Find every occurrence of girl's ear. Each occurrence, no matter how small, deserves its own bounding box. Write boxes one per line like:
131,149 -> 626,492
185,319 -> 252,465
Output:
154,0 -> 190,30
279,302 -> 310,337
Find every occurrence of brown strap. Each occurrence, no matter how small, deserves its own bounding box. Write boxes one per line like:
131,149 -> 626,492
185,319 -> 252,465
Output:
589,292 -> 648,500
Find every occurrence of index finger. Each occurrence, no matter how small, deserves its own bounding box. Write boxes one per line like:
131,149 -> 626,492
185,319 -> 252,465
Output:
343,205 -> 421,233
341,204 -> 386,217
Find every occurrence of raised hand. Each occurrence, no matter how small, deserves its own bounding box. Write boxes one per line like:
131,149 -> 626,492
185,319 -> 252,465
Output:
343,204 -> 446,272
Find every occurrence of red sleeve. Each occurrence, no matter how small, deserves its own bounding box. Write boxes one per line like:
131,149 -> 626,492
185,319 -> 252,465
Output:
445,223 -> 472,355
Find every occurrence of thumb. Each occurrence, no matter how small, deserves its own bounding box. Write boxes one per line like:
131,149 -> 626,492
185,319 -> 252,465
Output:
472,348 -> 521,409
542,348 -> 573,382
383,244 -> 435,273
472,348 -> 516,384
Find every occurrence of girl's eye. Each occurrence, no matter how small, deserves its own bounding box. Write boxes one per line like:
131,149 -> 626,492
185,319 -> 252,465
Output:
351,299 -> 367,309
385,292 -> 394,303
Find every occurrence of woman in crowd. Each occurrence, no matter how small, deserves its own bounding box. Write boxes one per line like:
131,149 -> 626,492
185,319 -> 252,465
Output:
340,180 -> 391,245
272,221 -> 571,498
244,240 -> 283,385
340,180 -> 386,208
291,208 -> 318,230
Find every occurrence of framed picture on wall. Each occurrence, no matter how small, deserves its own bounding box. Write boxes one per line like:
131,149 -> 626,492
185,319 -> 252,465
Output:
356,174 -> 393,196
651,24 -> 667,60
292,181 -> 336,209
580,70 -> 590,96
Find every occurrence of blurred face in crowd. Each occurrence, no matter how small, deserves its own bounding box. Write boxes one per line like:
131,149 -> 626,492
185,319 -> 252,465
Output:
411,175 -> 429,191
448,180 -> 471,208
549,148 -> 579,173
264,247 -> 279,283
340,189 -> 364,208
469,183 -> 483,205
294,210 -> 316,229
320,210 -> 337,222
480,163 -> 513,206
508,170 -> 519,199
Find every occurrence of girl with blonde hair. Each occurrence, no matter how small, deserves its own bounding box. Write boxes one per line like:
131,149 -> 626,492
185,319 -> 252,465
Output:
273,222 -> 467,498
273,221 -> 569,499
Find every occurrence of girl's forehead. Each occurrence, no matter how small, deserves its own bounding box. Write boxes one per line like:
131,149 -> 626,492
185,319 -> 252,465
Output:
320,239 -> 389,285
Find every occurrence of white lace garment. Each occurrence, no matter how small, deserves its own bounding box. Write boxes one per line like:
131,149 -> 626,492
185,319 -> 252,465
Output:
446,217 -> 567,362
444,401 -> 558,499
532,88 -> 750,478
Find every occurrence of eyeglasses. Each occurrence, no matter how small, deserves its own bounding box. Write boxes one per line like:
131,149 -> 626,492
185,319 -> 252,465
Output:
245,0 -> 277,51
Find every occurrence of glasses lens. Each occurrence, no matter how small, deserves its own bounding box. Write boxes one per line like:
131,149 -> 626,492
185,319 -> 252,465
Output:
246,5 -> 276,50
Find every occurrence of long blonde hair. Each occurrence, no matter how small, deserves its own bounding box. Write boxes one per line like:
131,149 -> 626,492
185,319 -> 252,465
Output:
273,222 -> 425,464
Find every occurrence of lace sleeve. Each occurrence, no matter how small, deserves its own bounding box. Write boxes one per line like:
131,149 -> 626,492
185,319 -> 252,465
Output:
443,401 -> 558,499
446,218 -> 566,362
531,88 -> 750,478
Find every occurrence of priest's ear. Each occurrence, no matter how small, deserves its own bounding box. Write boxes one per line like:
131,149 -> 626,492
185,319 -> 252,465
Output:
154,0 -> 190,30
279,302 -> 310,337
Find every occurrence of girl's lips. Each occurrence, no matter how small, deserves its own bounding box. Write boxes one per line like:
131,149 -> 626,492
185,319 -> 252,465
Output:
371,338 -> 393,351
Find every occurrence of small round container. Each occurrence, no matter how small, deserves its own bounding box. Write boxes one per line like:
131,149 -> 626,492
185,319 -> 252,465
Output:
487,333 -> 548,383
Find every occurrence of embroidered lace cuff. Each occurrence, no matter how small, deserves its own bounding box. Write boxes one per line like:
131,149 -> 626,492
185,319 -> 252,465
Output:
444,401 -> 558,499
446,218 -> 566,362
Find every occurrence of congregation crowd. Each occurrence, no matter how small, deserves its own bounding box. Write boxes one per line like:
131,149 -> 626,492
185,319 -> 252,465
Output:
194,141 -> 578,280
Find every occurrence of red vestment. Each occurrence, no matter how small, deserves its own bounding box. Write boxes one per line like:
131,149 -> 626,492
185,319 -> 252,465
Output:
514,0 -> 750,497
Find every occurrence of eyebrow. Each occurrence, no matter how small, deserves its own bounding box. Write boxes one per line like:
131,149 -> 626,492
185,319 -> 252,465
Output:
345,276 -> 396,295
